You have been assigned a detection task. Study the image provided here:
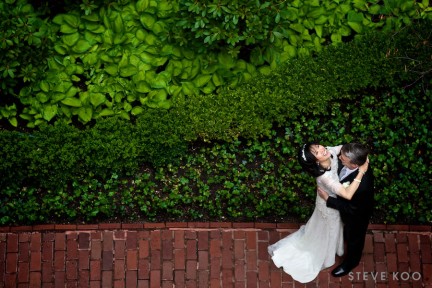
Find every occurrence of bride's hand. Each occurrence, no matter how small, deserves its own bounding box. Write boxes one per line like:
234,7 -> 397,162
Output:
359,157 -> 369,174
317,187 -> 329,201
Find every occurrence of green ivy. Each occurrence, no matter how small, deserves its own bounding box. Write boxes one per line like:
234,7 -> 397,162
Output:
0,0 -> 55,127
3,0 -> 432,128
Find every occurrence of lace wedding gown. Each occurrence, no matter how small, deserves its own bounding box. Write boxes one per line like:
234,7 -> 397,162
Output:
268,146 -> 345,283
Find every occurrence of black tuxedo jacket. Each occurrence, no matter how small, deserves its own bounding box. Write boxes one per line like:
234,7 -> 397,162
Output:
326,160 -> 375,225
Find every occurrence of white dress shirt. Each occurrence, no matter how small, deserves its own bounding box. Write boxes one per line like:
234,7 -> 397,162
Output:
339,166 -> 358,181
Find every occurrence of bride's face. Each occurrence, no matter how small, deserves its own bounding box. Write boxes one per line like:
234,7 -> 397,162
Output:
310,145 -> 331,161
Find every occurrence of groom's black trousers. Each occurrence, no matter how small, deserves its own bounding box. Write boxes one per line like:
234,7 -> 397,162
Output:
343,217 -> 370,268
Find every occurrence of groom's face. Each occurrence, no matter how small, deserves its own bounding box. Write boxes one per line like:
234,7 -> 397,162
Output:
339,151 -> 358,170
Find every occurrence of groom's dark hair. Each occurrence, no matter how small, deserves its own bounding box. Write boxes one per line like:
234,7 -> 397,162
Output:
341,143 -> 369,165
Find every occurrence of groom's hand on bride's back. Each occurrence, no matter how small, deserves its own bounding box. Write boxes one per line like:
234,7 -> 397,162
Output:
317,187 -> 329,200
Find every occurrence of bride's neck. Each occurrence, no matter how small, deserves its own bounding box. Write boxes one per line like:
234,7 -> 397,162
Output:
319,159 -> 331,170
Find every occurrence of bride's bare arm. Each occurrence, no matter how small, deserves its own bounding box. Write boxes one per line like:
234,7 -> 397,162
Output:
336,160 -> 369,200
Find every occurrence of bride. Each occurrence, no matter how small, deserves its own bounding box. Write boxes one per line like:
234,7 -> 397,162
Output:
268,143 -> 369,283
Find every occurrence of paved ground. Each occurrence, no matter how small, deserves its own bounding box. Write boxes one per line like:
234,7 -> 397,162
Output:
0,222 -> 431,288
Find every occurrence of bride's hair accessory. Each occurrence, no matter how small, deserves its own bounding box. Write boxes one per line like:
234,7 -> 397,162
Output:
301,144 -> 307,161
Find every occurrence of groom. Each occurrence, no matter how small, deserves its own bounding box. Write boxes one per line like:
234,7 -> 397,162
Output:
318,143 -> 375,277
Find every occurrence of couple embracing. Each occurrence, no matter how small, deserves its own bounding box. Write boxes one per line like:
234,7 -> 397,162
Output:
268,143 -> 374,283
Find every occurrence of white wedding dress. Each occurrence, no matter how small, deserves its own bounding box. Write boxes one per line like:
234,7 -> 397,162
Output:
268,146 -> 345,283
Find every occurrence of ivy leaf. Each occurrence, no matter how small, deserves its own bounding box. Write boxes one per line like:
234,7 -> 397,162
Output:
347,11 -> 364,23
260,2 -> 271,9
98,108 -> 115,117
146,90 -> 169,108
63,32 -> 80,46
85,23 -> 105,34
36,92 -> 49,103
258,66 -> 272,76
152,21 -> 165,34
348,22 -> 363,33
123,102 -> 132,112
331,32 -> 342,43
60,24 -> 78,34
113,14 -> 124,34
140,13 -> 156,30
131,106 -> 144,115
290,23 -> 305,33
136,0 -> 150,12
105,64 -> 118,76
78,106 -> 92,123
212,73 -> 223,86
8,117 -> 18,127
368,4 -> 382,14
315,15 -> 328,25
82,52 -> 98,65
63,14 -> 80,28
72,39 -> 92,53
144,33 -> 159,45
52,93 -> 66,103
181,49 -> 195,60
135,29 -> 147,41
136,81 -> 151,93
54,44 -> 68,55
201,81 -> 215,94
181,81 -> 198,96
193,75 -> 211,88
102,30 -> 113,45
61,97 -> 82,107
81,14 -> 99,22
3,68 -> 16,78
307,7 -> 325,19
90,93 -> 106,107
149,72 -> 170,89
167,85 -> 182,97
139,51 -> 154,64
314,25 -> 323,38
119,65 -> 138,77
217,53 -> 236,69
119,111 -> 130,120
42,105 -> 58,121
39,81 -> 50,93
66,87 -> 79,98
52,14 -> 65,25
339,25 -> 352,36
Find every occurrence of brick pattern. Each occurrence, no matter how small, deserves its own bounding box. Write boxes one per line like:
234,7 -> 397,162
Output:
0,223 -> 431,287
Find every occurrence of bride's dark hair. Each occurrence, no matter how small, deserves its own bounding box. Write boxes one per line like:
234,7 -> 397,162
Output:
298,142 -> 327,178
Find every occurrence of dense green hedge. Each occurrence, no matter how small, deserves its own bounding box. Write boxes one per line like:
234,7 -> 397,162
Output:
0,111 -> 187,191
